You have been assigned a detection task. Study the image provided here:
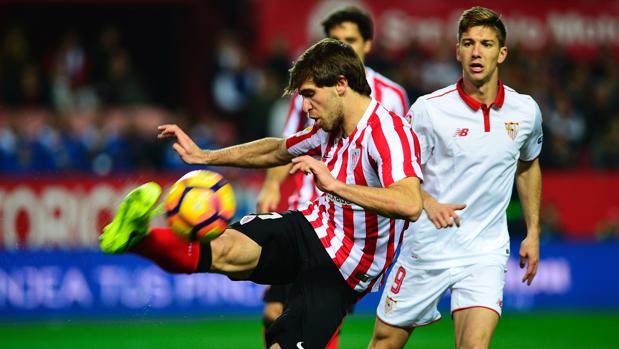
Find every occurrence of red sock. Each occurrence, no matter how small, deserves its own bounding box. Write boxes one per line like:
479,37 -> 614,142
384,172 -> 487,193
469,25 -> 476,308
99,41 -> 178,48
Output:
129,227 -> 201,273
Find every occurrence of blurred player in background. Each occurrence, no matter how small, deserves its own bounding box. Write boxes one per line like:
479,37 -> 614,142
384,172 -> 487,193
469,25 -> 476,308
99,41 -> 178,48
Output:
100,38 -> 423,349
368,6 -> 543,349
256,7 -> 409,347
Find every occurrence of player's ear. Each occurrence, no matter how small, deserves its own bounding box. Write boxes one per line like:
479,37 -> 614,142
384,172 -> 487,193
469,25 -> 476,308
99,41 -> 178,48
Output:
336,75 -> 348,95
456,44 -> 462,63
497,46 -> 508,64
363,39 -> 372,56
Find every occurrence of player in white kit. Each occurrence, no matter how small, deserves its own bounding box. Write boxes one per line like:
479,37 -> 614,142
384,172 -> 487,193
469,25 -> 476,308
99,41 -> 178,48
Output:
369,7 -> 543,349
256,7 -> 409,347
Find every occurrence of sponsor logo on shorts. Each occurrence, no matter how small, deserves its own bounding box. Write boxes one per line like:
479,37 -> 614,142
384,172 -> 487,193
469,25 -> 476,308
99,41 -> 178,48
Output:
385,296 -> 397,314
240,215 -> 256,225
497,298 -> 503,308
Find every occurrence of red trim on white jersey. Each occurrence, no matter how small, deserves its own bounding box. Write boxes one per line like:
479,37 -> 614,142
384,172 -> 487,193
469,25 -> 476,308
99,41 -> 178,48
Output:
287,100 -> 422,292
282,68 -> 409,210
403,81 -> 543,270
456,79 -> 505,132
426,88 -> 457,100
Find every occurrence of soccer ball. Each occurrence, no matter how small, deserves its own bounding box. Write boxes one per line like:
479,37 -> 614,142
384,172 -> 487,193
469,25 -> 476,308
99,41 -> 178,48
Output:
164,170 -> 236,242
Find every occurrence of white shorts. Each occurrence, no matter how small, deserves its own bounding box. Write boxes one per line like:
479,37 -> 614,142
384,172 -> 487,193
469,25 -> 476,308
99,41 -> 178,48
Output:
376,262 -> 506,328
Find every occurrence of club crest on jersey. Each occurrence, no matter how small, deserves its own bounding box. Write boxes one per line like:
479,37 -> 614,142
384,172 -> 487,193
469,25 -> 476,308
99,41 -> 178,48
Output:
351,148 -> 361,167
505,122 -> 519,140
405,111 -> 413,125
385,296 -> 397,314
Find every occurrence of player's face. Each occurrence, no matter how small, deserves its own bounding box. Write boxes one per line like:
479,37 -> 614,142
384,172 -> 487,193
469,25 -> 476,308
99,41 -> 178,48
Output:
328,21 -> 372,63
456,25 -> 507,87
299,79 -> 344,132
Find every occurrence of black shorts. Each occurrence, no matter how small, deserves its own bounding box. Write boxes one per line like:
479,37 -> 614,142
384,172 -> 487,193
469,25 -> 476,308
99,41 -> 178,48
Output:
263,284 -> 293,303
230,211 -> 360,349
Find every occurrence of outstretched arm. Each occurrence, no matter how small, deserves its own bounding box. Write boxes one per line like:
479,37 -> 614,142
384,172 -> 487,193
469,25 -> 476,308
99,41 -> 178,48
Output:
516,157 -> 542,286
158,124 -> 294,168
290,156 -> 422,221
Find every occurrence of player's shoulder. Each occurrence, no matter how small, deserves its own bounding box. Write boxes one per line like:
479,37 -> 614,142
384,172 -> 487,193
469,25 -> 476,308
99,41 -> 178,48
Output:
421,83 -> 459,103
411,83 -> 459,113
371,101 -> 408,127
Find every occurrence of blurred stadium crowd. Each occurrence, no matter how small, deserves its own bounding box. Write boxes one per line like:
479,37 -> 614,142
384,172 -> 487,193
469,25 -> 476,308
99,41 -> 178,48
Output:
1,15 -> 618,175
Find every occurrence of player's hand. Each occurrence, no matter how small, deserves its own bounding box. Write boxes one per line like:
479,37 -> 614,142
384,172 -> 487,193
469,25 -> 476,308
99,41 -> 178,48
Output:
519,235 -> 540,285
157,124 -> 205,165
256,182 -> 280,213
290,155 -> 338,193
424,199 -> 466,229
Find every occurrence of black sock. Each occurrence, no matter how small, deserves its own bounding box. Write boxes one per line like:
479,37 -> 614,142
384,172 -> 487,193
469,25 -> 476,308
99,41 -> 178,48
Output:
196,242 -> 212,272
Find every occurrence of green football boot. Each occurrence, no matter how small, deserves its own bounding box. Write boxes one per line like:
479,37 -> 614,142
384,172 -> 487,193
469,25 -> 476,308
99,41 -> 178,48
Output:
100,181 -> 163,254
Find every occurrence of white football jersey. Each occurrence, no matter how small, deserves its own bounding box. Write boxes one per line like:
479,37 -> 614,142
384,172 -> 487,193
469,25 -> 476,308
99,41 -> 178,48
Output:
402,79 -> 543,269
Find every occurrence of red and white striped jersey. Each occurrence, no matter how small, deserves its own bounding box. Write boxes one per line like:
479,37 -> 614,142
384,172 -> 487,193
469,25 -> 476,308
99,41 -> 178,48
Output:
281,67 -> 409,210
285,99 -> 422,292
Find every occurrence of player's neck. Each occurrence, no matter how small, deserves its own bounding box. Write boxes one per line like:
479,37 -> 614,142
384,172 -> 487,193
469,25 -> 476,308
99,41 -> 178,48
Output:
342,93 -> 371,138
462,74 -> 500,106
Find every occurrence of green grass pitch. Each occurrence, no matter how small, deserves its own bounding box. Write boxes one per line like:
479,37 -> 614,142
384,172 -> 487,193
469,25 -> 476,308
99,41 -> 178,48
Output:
1,312 -> 617,348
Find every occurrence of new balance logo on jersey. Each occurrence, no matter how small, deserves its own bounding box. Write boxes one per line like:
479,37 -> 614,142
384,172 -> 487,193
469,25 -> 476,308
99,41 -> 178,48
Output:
454,128 -> 469,137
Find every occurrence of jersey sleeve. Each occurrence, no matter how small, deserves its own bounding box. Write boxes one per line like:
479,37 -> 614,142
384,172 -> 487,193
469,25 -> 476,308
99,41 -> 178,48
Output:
408,98 -> 434,166
519,98 -> 543,161
280,94 -> 308,137
285,124 -> 323,157
368,114 -> 423,187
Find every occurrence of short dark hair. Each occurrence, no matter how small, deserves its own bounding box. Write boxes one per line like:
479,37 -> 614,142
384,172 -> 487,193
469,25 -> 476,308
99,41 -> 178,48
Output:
321,6 -> 373,41
458,6 -> 507,47
284,38 -> 371,96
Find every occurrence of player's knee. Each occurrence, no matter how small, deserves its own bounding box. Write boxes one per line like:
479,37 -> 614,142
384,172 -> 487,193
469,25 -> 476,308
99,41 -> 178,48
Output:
367,336 -> 392,349
457,344 -> 489,349
369,321 -> 411,349
368,328 -> 389,349
457,334 -> 492,349
210,229 -> 261,276
209,233 -> 231,272
263,303 -> 284,326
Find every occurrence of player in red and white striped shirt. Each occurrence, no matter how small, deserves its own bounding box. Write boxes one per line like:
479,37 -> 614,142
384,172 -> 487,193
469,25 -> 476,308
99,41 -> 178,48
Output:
258,6 -> 409,213
101,38 -> 422,349
257,10 -> 409,344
